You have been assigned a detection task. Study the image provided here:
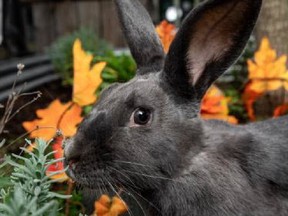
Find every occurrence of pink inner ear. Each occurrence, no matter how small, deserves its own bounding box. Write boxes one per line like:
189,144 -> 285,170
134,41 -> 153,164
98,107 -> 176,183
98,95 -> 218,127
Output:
187,1 -> 247,85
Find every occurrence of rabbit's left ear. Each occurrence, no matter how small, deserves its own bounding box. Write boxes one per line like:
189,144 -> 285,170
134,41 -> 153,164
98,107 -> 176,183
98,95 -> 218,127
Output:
114,0 -> 165,75
163,0 -> 262,100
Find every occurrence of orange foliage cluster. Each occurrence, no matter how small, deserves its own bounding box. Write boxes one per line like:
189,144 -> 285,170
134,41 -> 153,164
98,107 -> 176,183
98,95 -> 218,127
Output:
23,39 -> 106,181
156,20 -> 176,53
201,85 -> 238,124
93,194 -> 128,216
243,37 -> 288,120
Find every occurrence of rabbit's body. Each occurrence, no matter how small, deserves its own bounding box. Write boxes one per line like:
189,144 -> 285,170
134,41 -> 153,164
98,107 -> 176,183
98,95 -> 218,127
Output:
150,117 -> 288,215
64,0 -> 288,215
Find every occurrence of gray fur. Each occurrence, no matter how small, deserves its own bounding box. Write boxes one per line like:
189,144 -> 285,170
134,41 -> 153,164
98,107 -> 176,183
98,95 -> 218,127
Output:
64,0 -> 288,215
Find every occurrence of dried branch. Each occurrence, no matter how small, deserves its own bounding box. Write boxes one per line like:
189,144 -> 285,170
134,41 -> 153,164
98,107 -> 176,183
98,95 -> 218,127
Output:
0,64 -> 41,146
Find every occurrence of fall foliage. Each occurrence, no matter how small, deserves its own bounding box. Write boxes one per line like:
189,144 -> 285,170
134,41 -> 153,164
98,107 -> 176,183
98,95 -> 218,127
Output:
46,133 -> 69,182
247,37 -> 288,93
201,85 -> 238,124
155,20 -> 176,53
73,39 -> 106,106
94,194 -> 128,216
243,37 -> 288,120
22,99 -> 83,141
273,104 -> 288,117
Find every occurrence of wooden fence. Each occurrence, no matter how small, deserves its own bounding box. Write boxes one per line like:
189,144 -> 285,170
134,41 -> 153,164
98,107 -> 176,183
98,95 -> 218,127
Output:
22,0 -> 159,51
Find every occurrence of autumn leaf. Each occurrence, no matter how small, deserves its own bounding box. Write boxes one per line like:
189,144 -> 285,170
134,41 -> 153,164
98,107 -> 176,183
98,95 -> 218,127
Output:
46,132 -> 69,182
201,85 -> 238,124
242,83 -> 262,121
73,38 -> 106,106
155,20 -> 176,53
247,37 -> 288,93
273,104 -> 288,117
22,99 -> 83,141
93,194 -> 128,216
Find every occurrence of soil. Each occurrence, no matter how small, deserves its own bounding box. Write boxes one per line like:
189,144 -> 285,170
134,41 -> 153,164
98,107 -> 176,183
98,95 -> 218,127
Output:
0,80 -> 72,152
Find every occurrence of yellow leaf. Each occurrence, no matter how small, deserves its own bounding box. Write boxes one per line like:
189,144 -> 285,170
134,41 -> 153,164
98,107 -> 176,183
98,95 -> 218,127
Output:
247,37 -> 288,93
73,39 -> 106,106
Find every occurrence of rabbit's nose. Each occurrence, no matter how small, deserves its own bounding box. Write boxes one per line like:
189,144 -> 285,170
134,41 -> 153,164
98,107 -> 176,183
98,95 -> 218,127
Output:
64,138 -> 81,168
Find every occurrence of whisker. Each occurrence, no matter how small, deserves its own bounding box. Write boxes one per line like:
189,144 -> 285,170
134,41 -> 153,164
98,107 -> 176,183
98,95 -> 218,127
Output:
106,180 -> 134,216
121,169 -> 180,182
114,160 -> 158,169
124,185 -> 161,214
105,171 -> 161,214
107,166 -> 140,190
99,177 -> 110,196
121,187 -> 147,216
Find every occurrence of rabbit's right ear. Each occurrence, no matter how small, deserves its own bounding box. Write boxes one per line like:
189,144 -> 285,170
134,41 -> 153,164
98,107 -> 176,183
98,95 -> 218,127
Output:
114,0 -> 165,75
163,0 -> 262,101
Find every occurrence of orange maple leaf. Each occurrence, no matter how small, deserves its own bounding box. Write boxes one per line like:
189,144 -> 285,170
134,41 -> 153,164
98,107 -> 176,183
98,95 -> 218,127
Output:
156,20 -> 176,53
201,85 -> 238,124
247,37 -> 288,93
46,133 -> 69,182
73,39 -> 106,106
93,194 -> 128,216
22,99 -> 83,141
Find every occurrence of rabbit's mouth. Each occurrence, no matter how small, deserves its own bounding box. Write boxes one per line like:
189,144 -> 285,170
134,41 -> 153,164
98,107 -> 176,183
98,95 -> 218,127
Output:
65,161 -> 117,189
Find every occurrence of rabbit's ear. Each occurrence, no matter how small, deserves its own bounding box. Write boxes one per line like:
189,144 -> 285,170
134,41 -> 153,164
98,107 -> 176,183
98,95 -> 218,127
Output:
163,0 -> 262,100
114,0 -> 165,75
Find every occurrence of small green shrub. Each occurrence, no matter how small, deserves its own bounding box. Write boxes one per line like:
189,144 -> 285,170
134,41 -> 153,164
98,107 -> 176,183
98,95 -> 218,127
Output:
0,139 -> 70,215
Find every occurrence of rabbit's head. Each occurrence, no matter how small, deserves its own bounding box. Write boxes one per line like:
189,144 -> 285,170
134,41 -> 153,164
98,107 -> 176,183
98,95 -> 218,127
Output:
64,0 -> 262,191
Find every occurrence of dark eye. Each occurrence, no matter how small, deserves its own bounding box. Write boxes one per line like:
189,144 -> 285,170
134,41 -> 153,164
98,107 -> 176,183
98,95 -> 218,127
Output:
133,108 -> 151,125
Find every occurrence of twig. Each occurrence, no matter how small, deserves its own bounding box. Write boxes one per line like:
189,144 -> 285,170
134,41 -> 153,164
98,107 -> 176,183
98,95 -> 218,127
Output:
65,179 -> 75,216
0,64 -> 41,141
57,102 -> 75,129
7,93 -> 42,122
4,126 -> 55,150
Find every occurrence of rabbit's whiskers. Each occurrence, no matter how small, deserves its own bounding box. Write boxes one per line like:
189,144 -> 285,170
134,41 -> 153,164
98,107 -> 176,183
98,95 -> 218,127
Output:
121,169 -> 181,182
124,184 -> 162,214
106,180 -> 134,216
121,187 -> 148,216
114,160 -> 159,169
107,166 -> 140,189
106,166 -> 161,214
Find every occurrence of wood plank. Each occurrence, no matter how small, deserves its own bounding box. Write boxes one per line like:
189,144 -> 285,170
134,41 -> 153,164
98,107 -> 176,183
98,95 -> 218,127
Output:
77,1 -> 101,34
32,3 -> 57,51
55,1 -> 78,37
99,0 -> 126,47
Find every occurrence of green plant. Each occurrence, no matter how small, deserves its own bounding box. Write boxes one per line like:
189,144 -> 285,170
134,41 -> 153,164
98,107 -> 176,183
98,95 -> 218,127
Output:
0,139 -> 70,215
94,51 -> 136,91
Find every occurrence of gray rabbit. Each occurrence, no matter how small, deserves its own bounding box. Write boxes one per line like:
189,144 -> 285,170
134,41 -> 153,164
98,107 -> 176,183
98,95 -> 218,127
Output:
64,0 -> 288,215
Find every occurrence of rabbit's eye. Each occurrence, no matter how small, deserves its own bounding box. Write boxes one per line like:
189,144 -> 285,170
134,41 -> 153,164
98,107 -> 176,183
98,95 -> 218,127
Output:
133,108 -> 151,125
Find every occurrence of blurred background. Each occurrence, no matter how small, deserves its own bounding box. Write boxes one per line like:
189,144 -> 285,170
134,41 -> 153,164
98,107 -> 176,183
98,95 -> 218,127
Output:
0,0 -> 287,58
